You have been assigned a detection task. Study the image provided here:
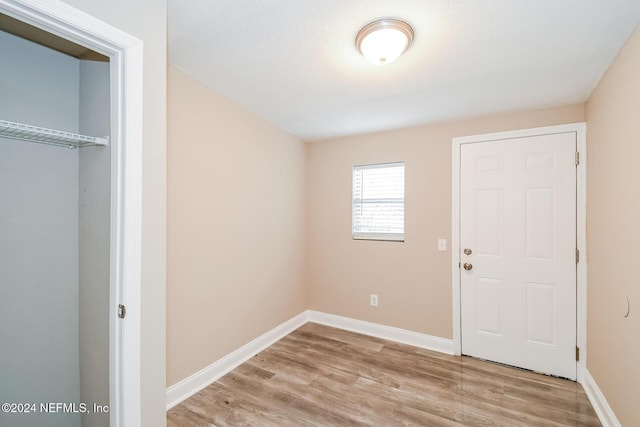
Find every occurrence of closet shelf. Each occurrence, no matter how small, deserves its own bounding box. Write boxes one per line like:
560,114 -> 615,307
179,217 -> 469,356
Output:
0,119 -> 108,149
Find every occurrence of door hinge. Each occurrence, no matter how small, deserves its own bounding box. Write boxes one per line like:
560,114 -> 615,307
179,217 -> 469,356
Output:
576,248 -> 580,264
575,152 -> 580,166
576,346 -> 580,361
118,304 -> 126,319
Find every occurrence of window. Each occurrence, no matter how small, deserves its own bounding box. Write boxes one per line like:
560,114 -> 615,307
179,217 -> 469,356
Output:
352,162 -> 405,241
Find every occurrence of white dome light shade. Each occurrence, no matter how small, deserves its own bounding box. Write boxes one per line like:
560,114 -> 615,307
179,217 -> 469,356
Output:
356,19 -> 414,65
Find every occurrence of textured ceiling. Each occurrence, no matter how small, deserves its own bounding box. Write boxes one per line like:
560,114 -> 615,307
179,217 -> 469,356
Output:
169,1 -> 640,141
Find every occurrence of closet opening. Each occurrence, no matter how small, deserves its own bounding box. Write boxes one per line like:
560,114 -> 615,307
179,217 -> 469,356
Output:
0,8 -> 132,426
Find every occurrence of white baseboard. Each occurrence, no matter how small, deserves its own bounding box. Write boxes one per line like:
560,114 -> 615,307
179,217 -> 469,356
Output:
165,311 -> 308,409
166,310 -> 454,410
582,369 -> 621,427
307,310 -> 454,355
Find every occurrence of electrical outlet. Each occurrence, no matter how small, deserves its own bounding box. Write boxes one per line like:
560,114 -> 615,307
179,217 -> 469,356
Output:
370,294 -> 379,307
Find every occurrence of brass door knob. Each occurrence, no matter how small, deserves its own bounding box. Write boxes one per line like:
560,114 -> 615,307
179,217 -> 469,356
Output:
463,263 -> 473,271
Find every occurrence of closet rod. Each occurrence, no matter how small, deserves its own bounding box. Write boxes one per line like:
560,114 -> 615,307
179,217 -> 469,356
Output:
0,119 -> 108,149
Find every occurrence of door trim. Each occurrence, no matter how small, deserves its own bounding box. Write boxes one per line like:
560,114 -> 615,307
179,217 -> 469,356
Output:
451,122 -> 587,382
0,0 -> 144,425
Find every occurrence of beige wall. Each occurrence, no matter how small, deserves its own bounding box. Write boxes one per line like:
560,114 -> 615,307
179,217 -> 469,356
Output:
166,67 -> 308,386
307,105 -> 584,338
585,26 -> 640,426
61,1 -> 168,425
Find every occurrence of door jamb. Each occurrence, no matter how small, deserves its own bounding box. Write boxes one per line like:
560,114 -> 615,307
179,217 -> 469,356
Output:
451,122 -> 587,383
0,0 -> 144,425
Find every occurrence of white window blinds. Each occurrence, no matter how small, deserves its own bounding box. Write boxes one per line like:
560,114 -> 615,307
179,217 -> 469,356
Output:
352,162 -> 405,241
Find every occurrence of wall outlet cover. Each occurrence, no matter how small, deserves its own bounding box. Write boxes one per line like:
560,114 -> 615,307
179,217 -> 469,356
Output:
370,294 -> 379,307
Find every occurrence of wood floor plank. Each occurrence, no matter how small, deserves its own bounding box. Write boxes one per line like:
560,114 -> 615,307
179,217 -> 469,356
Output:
167,323 -> 601,426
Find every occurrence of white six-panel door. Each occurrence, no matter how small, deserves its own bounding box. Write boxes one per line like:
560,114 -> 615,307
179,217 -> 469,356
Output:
460,132 -> 577,379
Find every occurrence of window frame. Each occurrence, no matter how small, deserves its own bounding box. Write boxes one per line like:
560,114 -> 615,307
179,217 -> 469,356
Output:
352,161 -> 405,242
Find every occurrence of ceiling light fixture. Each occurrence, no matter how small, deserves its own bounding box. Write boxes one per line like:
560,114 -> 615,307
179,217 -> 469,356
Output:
356,18 -> 414,65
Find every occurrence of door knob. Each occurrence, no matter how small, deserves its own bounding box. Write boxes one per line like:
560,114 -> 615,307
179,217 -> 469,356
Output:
464,248 -> 472,255
463,263 -> 473,271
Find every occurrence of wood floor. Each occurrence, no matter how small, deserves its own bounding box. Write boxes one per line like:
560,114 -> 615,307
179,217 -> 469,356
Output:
167,323 -> 600,426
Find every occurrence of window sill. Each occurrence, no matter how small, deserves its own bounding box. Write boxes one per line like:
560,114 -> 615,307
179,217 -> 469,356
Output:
352,233 -> 404,242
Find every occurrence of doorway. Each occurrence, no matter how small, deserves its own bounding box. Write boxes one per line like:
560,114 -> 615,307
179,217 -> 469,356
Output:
451,123 -> 587,382
0,1 -> 143,425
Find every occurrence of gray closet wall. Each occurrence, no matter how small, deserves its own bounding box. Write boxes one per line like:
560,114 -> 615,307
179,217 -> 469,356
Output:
79,59 -> 111,427
0,29 -> 110,427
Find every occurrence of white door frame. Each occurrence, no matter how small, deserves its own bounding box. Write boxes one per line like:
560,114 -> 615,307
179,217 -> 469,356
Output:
451,122 -> 587,383
0,0 -> 143,425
